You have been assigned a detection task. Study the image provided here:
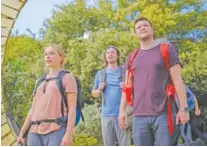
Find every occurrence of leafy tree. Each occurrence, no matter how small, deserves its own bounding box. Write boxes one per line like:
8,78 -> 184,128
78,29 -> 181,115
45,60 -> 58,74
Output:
4,35 -> 43,125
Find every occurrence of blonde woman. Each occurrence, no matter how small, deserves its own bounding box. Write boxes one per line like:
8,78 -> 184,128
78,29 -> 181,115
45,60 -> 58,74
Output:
16,44 -> 77,146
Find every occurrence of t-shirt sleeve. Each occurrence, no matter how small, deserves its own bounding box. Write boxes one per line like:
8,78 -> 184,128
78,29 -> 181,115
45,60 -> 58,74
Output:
185,84 -> 195,98
63,74 -> 77,93
168,43 -> 180,68
93,71 -> 100,90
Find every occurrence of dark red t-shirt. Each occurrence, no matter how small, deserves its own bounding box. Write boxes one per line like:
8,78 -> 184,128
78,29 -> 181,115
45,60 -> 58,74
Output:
125,43 -> 180,116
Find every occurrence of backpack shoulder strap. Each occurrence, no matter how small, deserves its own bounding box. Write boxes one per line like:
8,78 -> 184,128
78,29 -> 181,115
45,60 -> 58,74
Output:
160,43 -> 170,70
101,68 -> 106,82
119,66 -> 125,82
33,74 -> 47,95
56,70 -> 70,117
100,68 -> 106,105
160,43 -> 177,135
74,76 -> 85,121
160,43 -> 175,86
129,49 -> 139,69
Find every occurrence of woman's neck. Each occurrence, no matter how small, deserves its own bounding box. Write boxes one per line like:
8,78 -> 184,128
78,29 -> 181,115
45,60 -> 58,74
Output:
48,67 -> 62,76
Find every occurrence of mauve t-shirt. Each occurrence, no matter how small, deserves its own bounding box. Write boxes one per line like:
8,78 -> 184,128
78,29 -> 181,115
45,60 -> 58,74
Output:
30,73 -> 77,134
125,43 -> 180,116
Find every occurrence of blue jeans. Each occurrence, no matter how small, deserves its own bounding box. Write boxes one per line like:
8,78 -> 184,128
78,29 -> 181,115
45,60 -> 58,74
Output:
132,114 -> 177,146
27,126 -> 66,146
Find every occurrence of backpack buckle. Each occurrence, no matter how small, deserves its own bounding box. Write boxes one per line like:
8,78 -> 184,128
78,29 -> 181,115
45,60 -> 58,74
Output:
31,120 -> 41,125
55,117 -> 67,126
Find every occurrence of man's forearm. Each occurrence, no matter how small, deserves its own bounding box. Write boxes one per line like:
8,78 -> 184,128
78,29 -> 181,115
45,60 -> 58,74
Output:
174,81 -> 187,108
170,65 -> 187,108
120,92 -> 127,113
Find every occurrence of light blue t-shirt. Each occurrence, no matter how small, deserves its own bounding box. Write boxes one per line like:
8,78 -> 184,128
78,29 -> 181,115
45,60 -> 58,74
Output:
93,67 -> 122,116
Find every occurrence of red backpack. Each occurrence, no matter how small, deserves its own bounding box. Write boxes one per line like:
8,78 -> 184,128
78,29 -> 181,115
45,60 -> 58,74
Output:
122,43 -> 176,135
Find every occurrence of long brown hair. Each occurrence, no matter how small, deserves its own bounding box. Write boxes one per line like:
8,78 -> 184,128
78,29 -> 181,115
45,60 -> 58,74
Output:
103,45 -> 120,67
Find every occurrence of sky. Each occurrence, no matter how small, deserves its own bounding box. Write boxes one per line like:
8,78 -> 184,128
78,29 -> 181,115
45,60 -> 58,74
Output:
12,0 -> 71,36
12,0 -> 207,37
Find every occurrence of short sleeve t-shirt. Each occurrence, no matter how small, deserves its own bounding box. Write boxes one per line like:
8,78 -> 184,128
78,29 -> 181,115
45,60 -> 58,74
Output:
30,73 -> 77,134
93,67 -> 122,116
185,84 -> 195,111
124,43 -> 180,116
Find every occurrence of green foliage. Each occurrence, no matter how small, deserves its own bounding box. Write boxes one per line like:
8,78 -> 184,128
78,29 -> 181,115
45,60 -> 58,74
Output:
3,0 -> 207,144
41,0 -> 207,105
73,134 -> 98,146
4,36 -> 44,125
75,103 -> 103,145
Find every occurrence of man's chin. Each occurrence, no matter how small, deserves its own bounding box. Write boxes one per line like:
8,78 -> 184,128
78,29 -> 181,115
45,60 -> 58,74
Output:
139,36 -> 151,41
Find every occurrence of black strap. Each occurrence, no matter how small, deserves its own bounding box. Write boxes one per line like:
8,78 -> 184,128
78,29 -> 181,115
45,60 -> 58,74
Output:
43,77 -> 57,93
31,117 -> 67,126
56,70 -> 69,117
33,75 -> 58,94
119,66 -> 125,82
73,77 -> 84,121
33,74 -> 47,95
101,68 -> 106,106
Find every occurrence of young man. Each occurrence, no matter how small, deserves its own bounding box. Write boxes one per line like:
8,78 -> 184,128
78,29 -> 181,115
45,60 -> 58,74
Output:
92,46 -> 131,146
118,17 -> 190,146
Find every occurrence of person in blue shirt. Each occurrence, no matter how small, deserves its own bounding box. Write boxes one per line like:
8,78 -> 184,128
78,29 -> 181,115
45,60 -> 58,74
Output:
184,84 -> 200,116
179,84 -> 201,142
92,46 -> 130,146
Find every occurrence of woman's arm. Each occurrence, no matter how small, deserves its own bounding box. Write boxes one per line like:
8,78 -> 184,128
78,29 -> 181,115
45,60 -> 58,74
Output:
19,96 -> 35,138
60,92 -> 77,146
17,98 -> 35,144
18,108 -> 33,138
66,92 -> 77,135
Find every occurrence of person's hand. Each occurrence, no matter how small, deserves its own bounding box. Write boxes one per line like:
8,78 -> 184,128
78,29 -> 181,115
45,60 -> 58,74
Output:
176,110 -> 190,125
120,82 -> 125,89
118,111 -> 127,129
195,109 -> 201,116
16,136 -> 25,146
98,82 -> 106,91
60,133 -> 72,146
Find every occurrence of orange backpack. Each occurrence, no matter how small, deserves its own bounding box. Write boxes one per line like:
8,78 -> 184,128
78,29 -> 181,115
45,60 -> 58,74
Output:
122,43 -> 176,135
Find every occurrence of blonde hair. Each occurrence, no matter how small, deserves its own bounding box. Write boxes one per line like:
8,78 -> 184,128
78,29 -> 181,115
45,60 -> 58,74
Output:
44,44 -> 66,67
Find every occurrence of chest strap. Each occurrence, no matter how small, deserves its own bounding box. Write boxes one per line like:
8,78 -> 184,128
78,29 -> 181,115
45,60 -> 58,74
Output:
31,117 -> 67,126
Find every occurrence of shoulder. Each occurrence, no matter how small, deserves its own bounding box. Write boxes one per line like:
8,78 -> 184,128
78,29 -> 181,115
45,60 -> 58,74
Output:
62,72 -> 76,82
161,43 -> 177,53
97,69 -> 104,75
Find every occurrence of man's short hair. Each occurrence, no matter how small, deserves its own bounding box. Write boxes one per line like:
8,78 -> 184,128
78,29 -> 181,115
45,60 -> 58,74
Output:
133,17 -> 153,32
